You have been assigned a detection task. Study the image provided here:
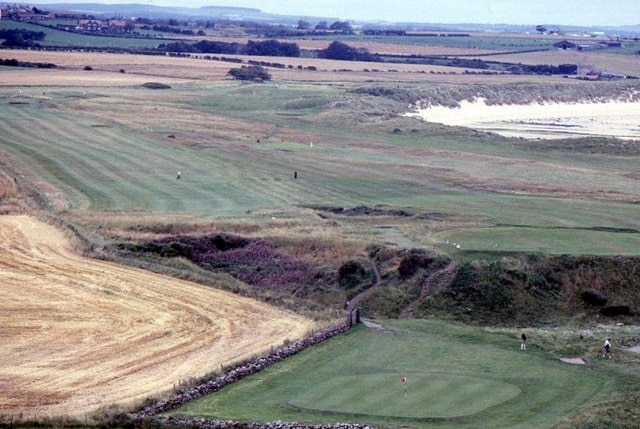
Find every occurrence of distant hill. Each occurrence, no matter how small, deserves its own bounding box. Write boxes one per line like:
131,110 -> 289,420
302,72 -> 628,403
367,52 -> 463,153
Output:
31,3 -> 265,18
24,3 -> 640,35
29,2 -> 336,23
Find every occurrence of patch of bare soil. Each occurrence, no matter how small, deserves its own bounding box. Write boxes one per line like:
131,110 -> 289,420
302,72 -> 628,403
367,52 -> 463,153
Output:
0,215 -> 315,419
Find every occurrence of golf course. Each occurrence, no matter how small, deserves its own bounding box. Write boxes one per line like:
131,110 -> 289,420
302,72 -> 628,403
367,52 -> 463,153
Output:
2,10 -> 640,428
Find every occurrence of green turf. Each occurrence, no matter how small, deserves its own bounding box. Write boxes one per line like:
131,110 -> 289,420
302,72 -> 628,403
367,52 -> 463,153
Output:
290,373 -> 520,418
0,20 -> 162,49
169,320 -> 626,428
2,84 -> 640,254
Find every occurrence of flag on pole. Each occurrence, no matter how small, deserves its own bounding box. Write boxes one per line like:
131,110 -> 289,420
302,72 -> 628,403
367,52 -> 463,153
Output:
401,377 -> 408,399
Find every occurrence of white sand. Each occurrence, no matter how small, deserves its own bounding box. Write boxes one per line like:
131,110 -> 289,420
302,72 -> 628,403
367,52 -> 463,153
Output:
559,357 -> 586,365
406,98 -> 640,140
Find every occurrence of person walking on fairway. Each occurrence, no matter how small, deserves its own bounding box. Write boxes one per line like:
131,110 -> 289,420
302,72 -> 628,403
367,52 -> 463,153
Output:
521,332 -> 527,350
176,171 -> 181,180
603,338 -> 612,359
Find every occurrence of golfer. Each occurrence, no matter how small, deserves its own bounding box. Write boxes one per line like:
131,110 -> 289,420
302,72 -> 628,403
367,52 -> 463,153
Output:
521,332 -> 527,350
603,338 -> 612,359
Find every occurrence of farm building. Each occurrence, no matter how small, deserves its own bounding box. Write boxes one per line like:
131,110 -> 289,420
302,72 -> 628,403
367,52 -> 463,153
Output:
553,40 -> 602,51
77,19 -> 103,31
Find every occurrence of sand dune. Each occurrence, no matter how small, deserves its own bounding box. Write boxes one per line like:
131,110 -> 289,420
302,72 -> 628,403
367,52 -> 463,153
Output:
407,98 -> 640,140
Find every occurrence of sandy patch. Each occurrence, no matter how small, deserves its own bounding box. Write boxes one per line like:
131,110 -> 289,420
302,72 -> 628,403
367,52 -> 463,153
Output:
559,357 -> 586,365
627,346 -> 640,353
406,98 -> 640,140
0,215 -> 315,419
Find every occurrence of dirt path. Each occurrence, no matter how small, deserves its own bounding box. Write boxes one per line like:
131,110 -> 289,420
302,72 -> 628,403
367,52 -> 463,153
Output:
0,215 -> 315,419
346,258 -> 382,313
399,261 -> 458,319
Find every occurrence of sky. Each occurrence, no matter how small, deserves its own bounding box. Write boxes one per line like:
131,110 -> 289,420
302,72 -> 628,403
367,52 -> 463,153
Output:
30,0 -> 640,27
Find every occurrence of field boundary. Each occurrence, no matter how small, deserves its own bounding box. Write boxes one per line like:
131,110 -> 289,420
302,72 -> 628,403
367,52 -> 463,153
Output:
135,317 -> 359,425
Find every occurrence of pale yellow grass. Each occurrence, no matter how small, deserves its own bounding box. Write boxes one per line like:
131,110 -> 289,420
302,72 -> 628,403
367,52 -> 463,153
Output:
2,49 -> 573,85
467,49 -> 640,78
179,35 -> 502,56
0,215 -> 316,419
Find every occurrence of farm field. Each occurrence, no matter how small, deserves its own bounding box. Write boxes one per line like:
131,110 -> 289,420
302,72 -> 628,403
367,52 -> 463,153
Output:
1,48 -> 573,85
169,319 -> 640,428
0,215 -> 314,418
2,30 -> 640,427
466,48 -> 640,78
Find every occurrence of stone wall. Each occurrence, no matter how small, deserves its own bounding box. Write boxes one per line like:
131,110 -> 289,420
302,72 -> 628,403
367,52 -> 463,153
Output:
135,314 -> 368,428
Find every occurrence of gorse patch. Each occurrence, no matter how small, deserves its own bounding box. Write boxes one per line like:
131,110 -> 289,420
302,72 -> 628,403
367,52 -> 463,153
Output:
125,234 -> 327,292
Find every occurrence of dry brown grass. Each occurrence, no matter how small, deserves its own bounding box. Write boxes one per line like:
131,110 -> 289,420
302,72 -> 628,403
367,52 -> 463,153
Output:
0,215 -> 316,419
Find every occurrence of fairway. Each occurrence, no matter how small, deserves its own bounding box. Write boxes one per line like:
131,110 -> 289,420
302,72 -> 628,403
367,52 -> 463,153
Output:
170,320 -> 620,428
2,82 -> 640,255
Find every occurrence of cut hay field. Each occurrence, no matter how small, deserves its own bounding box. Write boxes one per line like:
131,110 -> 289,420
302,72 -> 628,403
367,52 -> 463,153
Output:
1,49 -> 572,85
0,215 -> 315,419
170,319 -> 639,428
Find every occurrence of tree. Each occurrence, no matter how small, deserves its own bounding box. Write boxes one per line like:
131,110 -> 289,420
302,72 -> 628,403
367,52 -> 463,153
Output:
227,65 -> 271,82
297,19 -> 311,30
246,39 -> 300,57
535,25 -> 547,34
318,40 -> 380,62
315,21 -> 328,30
329,21 -> 353,34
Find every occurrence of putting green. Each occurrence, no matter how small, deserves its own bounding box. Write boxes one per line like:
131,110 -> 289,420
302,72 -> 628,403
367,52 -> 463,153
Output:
289,373 -> 521,419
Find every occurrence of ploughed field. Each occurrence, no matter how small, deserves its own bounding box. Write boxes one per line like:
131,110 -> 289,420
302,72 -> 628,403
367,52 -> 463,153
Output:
0,215 -> 314,418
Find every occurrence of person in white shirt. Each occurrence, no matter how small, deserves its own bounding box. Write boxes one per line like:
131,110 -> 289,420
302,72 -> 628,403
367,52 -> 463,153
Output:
603,338 -> 612,359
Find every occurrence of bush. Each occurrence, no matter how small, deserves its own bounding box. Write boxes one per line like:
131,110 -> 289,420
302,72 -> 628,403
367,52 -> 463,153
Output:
398,250 -> 435,279
141,82 -> 172,89
600,305 -> 632,317
338,260 -> 369,289
580,289 -> 607,306
227,65 -> 271,82
84,65 -> 93,71
318,41 -> 380,62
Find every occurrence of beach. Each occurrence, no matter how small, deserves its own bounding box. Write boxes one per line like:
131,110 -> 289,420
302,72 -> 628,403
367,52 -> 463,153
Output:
407,98 -> 640,140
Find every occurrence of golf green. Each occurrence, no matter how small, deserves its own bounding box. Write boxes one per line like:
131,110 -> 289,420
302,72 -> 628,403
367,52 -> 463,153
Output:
289,372 -> 520,418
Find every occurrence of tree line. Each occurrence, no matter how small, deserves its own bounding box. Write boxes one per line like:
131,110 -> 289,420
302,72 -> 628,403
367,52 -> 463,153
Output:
0,29 -> 46,47
157,39 -> 379,63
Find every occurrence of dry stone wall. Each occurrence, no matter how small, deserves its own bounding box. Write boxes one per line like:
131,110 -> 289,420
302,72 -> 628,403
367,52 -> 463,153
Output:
136,314 -> 368,428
